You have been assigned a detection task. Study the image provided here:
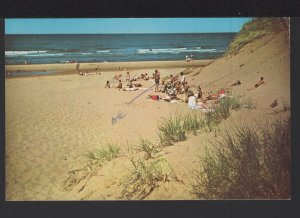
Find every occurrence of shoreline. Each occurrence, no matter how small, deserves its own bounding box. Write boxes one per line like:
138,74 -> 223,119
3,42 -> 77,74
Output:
5,59 -> 213,76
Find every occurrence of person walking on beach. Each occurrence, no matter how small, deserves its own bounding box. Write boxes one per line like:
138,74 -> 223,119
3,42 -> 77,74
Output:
154,69 -> 160,92
76,62 -> 80,73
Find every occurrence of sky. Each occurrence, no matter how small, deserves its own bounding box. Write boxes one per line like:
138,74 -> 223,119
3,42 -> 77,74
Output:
5,18 -> 252,34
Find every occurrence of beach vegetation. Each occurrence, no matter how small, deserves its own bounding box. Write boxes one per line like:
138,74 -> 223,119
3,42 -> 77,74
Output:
62,143 -> 120,192
182,113 -> 206,135
158,114 -> 187,146
135,138 -> 162,159
87,142 -> 120,162
205,96 -> 241,131
190,117 -> 290,199
225,18 -> 283,56
121,156 -> 169,200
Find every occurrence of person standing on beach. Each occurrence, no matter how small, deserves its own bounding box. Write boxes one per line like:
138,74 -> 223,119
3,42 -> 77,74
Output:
126,72 -> 131,82
154,69 -> 160,92
76,62 -> 80,73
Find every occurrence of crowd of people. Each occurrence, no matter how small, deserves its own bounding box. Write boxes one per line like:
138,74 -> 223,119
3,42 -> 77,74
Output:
79,63 -> 266,111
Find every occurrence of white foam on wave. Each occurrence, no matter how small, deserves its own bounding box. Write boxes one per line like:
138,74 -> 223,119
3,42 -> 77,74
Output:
96,50 -> 111,53
137,48 -> 187,54
136,47 -> 219,54
5,50 -> 48,56
25,53 -> 64,57
81,52 -> 93,55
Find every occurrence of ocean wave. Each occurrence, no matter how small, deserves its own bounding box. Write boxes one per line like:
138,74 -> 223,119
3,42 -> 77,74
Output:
96,50 -> 111,53
5,50 -> 48,56
137,48 -> 187,54
81,52 -> 93,55
136,47 -> 218,54
24,53 -> 64,57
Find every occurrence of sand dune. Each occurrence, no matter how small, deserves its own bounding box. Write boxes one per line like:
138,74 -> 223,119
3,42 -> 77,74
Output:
5,31 -> 290,200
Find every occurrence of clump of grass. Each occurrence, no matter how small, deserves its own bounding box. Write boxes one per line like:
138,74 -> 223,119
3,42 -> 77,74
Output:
158,114 -> 186,146
190,117 -> 290,199
135,138 -> 161,159
183,113 -> 205,135
63,143 -> 120,192
205,96 -> 241,131
225,18 -> 283,56
121,156 -> 169,200
87,143 -> 120,162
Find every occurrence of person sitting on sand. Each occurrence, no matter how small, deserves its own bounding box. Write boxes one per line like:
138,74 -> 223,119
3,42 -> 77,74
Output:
154,69 -> 160,92
144,73 -> 149,80
197,86 -> 203,99
116,80 -> 122,90
126,72 -> 131,82
128,81 -> 133,88
175,81 -> 182,95
231,80 -> 241,87
105,80 -> 111,88
187,91 -> 199,110
248,77 -> 265,91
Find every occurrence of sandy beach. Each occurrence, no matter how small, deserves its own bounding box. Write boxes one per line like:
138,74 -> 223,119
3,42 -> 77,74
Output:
5,28 -> 290,200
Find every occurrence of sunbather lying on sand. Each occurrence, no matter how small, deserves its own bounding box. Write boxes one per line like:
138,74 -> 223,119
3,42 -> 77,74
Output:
231,80 -> 241,86
248,77 -> 264,91
123,87 -> 138,91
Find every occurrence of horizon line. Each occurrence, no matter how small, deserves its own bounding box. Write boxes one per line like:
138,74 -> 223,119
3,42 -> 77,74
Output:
5,32 -> 238,35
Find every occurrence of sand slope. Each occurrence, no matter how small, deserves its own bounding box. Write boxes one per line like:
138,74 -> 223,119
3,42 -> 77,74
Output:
5,31 -> 290,200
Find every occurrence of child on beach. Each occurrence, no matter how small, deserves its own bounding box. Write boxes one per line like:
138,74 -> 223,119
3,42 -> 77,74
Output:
105,80 -> 111,88
116,80 -> 122,90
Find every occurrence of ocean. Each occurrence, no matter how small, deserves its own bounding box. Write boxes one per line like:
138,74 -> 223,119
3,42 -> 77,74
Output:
5,33 -> 236,65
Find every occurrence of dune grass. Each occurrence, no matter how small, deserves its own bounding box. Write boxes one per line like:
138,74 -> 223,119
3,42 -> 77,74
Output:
121,138 -> 182,199
225,18 -> 283,56
190,117 -> 290,199
63,143 -> 120,192
158,114 -> 187,146
87,143 -> 120,162
135,138 -> 161,159
158,96 -> 242,145
121,156 -> 168,200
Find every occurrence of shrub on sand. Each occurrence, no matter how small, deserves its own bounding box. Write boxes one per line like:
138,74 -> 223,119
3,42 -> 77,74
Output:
121,156 -> 169,200
158,115 -> 186,146
190,117 -> 290,199
87,143 -> 120,162
135,138 -> 161,159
